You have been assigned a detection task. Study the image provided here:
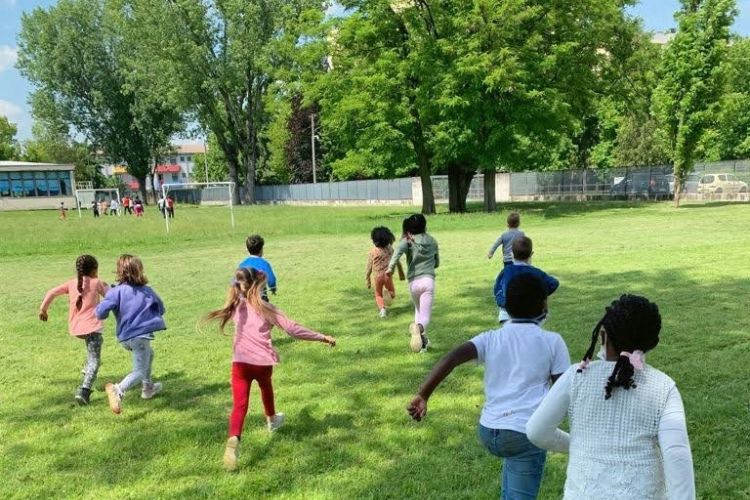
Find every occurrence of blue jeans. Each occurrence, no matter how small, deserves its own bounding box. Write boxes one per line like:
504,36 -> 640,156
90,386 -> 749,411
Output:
478,424 -> 547,500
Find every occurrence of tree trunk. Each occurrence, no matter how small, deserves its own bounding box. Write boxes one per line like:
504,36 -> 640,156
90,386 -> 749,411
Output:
448,162 -> 474,213
137,176 -> 148,205
673,173 -> 682,208
244,148 -> 256,205
415,147 -> 435,215
483,169 -> 497,212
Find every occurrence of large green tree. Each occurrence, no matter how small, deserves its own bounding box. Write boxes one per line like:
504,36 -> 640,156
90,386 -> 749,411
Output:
115,0 -> 326,204
17,0 -> 182,202
653,0 -> 737,206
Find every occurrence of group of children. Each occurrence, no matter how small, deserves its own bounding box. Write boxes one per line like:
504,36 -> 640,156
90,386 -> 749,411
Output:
39,211 -> 695,499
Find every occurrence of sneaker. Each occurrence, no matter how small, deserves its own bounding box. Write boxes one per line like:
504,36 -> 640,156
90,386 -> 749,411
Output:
379,308 -> 387,319
141,382 -> 163,400
409,323 -> 423,353
383,289 -> 394,306
267,413 -> 286,433
75,387 -> 92,406
223,436 -> 239,472
420,337 -> 431,354
105,383 -> 122,414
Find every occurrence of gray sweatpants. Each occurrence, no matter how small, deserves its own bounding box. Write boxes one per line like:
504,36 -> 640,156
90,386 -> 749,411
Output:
80,332 -> 103,390
118,336 -> 154,392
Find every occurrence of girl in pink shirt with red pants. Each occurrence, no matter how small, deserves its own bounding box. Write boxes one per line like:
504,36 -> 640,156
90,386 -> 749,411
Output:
205,267 -> 336,472
38,255 -> 109,405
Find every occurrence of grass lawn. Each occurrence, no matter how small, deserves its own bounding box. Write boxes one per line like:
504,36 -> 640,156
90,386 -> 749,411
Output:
0,201 -> 748,500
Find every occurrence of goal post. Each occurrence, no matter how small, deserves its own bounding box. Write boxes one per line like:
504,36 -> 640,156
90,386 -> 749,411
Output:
75,188 -> 122,218
161,182 -> 235,233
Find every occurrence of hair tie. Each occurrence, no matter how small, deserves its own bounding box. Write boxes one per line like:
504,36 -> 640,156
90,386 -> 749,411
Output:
577,358 -> 591,372
620,350 -> 645,370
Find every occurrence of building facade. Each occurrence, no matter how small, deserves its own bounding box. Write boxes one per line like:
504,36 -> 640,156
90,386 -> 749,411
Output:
0,161 -> 76,211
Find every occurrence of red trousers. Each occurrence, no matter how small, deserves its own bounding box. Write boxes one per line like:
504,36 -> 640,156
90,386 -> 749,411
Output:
229,362 -> 275,438
373,274 -> 396,309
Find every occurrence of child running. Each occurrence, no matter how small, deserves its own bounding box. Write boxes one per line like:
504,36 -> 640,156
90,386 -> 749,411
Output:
205,267 -> 336,472
408,274 -> 570,499
366,226 -> 405,318
134,198 -> 144,217
494,236 -> 559,323
96,255 -> 166,414
387,214 -> 439,353
527,295 -> 695,500
487,212 -> 524,266
38,255 -> 109,405
238,235 -> 276,301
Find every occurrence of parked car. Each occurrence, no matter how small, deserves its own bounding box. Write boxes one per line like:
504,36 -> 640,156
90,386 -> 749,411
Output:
665,173 -> 700,196
697,173 -> 748,196
610,173 -> 670,200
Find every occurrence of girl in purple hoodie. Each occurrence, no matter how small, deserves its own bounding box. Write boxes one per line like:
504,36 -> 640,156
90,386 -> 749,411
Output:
97,254 -> 166,414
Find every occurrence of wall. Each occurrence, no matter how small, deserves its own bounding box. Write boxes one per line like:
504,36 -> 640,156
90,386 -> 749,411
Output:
0,196 -> 77,211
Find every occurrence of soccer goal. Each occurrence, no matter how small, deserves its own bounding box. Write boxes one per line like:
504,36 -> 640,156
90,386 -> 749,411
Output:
75,188 -> 122,218
160,182 -> 236,233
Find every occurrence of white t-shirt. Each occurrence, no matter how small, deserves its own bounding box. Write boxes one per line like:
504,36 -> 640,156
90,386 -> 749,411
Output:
470,322 -> 570,433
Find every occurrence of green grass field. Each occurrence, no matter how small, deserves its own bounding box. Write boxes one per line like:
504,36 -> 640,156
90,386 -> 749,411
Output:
1,202 -> 748,500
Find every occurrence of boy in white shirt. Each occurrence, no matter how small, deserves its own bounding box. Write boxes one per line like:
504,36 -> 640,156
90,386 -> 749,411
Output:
408,273 -> 570,500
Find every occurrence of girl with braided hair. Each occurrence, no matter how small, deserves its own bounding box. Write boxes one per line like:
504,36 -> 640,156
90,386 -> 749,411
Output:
204,267 -> 336,472
527,295 -> 695,500
38,255 -> 109,405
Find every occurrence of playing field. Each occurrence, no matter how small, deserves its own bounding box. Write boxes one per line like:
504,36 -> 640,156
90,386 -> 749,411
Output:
1,202 -> 748,500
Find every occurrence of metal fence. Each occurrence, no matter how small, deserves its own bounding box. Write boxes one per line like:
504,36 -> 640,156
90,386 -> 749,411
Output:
254,178 -> 413,202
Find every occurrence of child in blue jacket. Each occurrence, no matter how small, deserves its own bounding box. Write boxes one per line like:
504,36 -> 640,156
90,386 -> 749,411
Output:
494,236 -> 559,323
97,254 -> 166,414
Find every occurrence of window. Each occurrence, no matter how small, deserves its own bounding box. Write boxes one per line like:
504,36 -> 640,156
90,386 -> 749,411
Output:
48,174 -> 61,196
181,172 -> 187,178
171,174 -> 179,182
727,174 -> 737,181
34,171 -> 48,196
10,172 -> 22,197
187,156 -> 192,163
58,171 -> 71,195
702,175 -> 714,184
0,173 -> 9,197
180,156 -> 185,162
22,172 -> 36,197
170,158 -> 177,165
718,175 -> 727,181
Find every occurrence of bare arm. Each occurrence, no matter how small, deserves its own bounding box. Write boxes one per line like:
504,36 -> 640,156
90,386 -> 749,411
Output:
39,283 -> 69,321
407,342 -> 478,421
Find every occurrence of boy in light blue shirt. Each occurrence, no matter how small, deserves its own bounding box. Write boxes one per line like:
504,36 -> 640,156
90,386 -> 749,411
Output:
238,234 -> 276,301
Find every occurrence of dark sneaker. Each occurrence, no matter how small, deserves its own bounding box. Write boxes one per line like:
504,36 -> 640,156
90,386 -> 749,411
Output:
75,387 -> 92,406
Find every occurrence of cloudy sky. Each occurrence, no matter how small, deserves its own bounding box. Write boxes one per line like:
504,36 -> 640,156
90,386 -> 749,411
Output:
1,0 -> 748,141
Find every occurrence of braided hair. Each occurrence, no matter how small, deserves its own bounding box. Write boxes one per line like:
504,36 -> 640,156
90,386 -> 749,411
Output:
75,255 -> 99,311
578,294 -> 661,399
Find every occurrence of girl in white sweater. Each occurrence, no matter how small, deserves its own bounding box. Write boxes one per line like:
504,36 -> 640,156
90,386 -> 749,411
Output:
526,295 -> 695,500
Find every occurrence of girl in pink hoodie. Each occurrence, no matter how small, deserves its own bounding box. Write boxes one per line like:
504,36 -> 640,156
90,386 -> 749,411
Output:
39,255 -> 109,405
205,267 -> 336,472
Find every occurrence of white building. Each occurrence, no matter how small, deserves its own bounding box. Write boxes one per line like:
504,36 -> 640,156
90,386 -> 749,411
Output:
0,161 -> 76,211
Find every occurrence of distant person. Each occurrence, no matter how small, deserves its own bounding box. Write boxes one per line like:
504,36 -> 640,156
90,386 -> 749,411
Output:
238,235 -> 277,301
38,255 -> 109,405
91,200 -> 99,218
488,212 -> 524,267
134,198 -> 144,217
494,236 -> 559,324
408,273 -> 571,500
97,255 -> 166,414
59,202 -> 68,220
366,226 -> 405,318
387,214 -> 439,353
122,195 -> 131,215
527,295 -> 695,500
204,267 -> 336,472
100,199 -> 108,216
166,195 -> 175,218
109,199 -> 119,216
157,196 -> 166,217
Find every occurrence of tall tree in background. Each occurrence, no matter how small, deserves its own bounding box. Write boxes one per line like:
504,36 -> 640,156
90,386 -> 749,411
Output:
192,134 -> 229,183
653,0 -> 737,206
283,95 -> 323,184
116,0 -> 326,204
17,0 -> 182,202
0,116 -> 20,161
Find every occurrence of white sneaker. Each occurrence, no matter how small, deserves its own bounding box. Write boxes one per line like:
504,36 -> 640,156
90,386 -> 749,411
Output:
223,436 -> 239,472
141,382 -> 163,400
409,323 -> 423,353
267,413 -> 286,432
105,383 -> 122,414
420,337 -> 431,354
379,308 -> 387,318
383,289 -> 394,306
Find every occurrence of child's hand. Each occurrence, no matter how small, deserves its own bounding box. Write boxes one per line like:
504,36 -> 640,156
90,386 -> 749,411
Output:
39,310 -> 48,322
487,253 -> 493,259
407,395 -> 427,421
323,335 -> 336,347
366,279 -> 371,289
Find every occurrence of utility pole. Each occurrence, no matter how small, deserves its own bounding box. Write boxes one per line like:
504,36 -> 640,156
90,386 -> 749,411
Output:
310,114 -> 317,184
203,135 -> 209,183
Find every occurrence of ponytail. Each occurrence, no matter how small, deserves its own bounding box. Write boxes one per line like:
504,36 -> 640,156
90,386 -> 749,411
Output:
204,267 -> 276,334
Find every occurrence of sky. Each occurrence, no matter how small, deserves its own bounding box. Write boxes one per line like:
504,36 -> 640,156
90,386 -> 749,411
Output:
1,0 -> 749,142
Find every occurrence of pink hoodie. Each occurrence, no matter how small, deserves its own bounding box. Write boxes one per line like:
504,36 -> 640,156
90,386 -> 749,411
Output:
232,301 -> 325,366
40,278 -> 109,336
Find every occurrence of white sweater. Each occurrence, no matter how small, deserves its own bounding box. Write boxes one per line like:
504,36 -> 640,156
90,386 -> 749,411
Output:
526,362 -> 695,500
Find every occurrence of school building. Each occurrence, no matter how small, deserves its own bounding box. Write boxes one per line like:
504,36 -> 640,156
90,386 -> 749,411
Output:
0,161 -> 76,211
